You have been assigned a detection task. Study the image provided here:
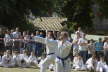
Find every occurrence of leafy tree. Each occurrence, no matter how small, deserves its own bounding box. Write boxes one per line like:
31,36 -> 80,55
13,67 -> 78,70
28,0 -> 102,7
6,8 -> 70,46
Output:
0,0 -> 58,30
61,0 -> 94,33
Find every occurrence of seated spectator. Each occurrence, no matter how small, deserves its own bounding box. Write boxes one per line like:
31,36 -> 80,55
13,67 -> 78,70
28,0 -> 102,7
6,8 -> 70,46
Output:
17,50 -> 29,67
12,51 -> 20,66
0,50 -> 15,67
27,52 -> 38,67
86,54 -> 98,71
96,56 -> 108,72
73,54 -> 86,71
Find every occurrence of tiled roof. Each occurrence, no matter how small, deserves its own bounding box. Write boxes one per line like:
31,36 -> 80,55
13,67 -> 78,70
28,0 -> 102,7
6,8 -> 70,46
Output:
33,17 -> 67,31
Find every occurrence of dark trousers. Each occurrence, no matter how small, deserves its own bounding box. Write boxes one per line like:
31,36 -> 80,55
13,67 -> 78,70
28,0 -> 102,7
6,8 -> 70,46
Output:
79,51 -> 88,63
104,50 -> 108,65
96,51 -> 104,61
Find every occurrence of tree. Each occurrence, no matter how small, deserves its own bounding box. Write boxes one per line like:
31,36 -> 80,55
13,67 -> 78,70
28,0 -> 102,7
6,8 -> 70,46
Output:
0,0 -> 59,30
61,0 -> 94,33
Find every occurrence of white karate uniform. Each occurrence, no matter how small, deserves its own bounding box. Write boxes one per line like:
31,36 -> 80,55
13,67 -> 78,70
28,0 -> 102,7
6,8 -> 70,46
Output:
39,58 -> 44,68
49,64 -> 55,71
73,56 -> 86,70
86,57 -> 97,70
55,40 -> 72,72
96,61 -> 108,72
34,37 -> 58,72
0,55 -> 15,67
27,55 -> 38,66
17,54 -> 29,67
13,54 -> 21,66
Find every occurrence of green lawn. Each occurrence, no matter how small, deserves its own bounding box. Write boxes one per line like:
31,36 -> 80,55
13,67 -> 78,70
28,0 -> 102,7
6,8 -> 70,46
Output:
0,67 -> 88,72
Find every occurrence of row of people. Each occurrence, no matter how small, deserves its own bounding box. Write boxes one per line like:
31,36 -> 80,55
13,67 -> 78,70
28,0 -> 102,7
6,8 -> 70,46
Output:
3,27 -> 47,56
73,53 -> 108,72
0,50 -> 38,68
73,27 -> 108,63
0,51 -> 108,72
1,27 -> 108,72
1,30 -> 72,72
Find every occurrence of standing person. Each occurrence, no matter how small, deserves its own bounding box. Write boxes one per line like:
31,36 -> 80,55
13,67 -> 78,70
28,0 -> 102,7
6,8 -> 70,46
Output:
10,29 -> 14,39
55,32 -> 72,72
12,27 -> 21,39
24,32 -> 31,52
95,38 -> 104,60
0,29 -> 5,54
88,40 -> 95,58
75,27 -> 84,38
103,38 -> 108,65
35,31 -> 43,56
41,31 -> 58,72
34,31 -> 58,72
72,32 -> 80,56
78,33 -> 88,63
4,31 -> 13,50
12,27 -> 22,51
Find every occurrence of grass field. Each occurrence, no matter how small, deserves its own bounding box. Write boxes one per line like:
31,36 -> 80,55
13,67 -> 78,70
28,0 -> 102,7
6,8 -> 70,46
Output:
0,67 -> 88,72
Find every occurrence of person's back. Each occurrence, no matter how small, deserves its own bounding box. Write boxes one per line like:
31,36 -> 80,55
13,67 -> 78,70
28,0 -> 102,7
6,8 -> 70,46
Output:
95,38 -> 103,51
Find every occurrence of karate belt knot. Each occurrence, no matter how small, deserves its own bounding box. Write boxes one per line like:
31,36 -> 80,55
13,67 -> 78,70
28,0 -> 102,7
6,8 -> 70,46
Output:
57,55 -> 70,68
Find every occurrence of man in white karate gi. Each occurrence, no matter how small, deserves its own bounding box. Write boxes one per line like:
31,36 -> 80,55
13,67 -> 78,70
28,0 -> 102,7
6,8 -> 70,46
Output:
34,31 -> 58,72
55,32 -> 72,72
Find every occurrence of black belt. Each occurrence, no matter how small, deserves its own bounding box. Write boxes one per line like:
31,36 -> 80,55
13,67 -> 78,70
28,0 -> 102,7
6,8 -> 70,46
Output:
57,55 -> 70,67
47,53 -> 55,55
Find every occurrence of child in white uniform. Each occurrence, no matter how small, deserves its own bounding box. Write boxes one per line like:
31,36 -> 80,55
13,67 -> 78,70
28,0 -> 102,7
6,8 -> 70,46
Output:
96,56 -> 108,72
0,50 -> 15,67
18,50 -> 29,67
86,54 -> 97,71
73,54 -> 86,71
27,52 -> 38,67
12,51 -> 20,66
